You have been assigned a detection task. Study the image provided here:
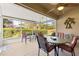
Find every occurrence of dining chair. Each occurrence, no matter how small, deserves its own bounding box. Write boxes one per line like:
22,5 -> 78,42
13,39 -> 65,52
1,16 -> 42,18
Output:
59,36 -> 78,56
36,33 -> 54,56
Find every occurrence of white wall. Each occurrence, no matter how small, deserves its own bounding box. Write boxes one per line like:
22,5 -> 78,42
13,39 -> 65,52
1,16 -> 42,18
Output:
0,5 -> 3,46
57,7 -> 79,35
0,3 -> 55,22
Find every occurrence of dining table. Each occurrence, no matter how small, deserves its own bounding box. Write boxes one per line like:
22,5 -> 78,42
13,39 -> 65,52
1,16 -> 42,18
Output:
45,35 -> 69,56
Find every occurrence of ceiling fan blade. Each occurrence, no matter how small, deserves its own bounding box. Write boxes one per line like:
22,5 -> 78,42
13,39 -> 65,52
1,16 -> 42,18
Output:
47,8 -> 55,14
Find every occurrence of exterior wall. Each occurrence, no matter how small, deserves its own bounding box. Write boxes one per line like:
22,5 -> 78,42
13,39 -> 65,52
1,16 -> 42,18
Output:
57,7 -> 79,36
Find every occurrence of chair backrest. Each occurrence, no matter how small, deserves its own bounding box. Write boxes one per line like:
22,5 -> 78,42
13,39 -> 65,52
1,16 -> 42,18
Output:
36,34 -> 47,52
57,32 -> 64,39
70,36 -> 78,48
64,34 -> 74,41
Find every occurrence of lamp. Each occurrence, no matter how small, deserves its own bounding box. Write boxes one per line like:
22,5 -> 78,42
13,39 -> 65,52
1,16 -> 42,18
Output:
57,6 -> 64,11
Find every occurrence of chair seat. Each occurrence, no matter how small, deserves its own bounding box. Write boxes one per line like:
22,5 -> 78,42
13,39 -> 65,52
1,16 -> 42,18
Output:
59,44 -> 73,52
47,45 -> 54,52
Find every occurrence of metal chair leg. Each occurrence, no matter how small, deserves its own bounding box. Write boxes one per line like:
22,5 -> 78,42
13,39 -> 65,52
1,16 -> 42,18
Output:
73,51 -> 75,56
71,52 -> 74,56
71,51 -> 75,56
38,48 -> 40,56
57,45 -> 59,55
61,48 -> 63,52
47,52 -> 49,56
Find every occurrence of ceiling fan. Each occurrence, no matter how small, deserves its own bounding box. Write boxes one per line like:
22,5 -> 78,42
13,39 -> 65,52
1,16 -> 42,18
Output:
47,3 -> 79,14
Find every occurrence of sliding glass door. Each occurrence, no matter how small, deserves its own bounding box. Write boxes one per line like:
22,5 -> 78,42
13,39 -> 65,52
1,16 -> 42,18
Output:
3,17 -> 22,39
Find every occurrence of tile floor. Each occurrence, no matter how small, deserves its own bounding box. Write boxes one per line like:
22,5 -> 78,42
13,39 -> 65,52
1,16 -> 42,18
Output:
0,38 -> 79,56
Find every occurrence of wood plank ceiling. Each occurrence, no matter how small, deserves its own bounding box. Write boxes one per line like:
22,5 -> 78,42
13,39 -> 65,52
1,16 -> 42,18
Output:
16,3 -> 79,20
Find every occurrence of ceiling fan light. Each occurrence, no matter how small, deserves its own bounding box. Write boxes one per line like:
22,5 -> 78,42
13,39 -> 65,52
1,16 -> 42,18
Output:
57,6 -> 64,11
